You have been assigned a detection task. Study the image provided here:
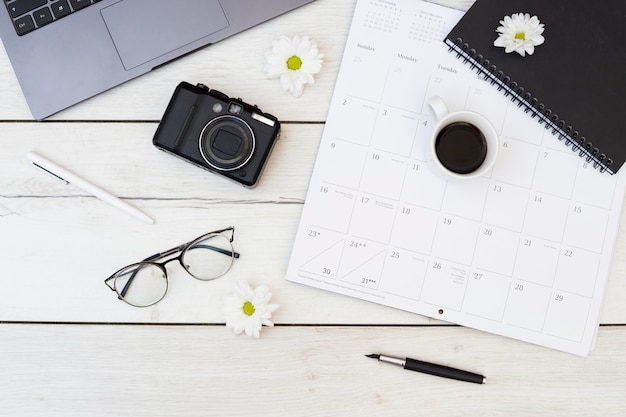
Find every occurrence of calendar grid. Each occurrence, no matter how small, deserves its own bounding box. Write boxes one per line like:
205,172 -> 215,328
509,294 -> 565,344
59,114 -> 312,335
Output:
286,0 -> 626,356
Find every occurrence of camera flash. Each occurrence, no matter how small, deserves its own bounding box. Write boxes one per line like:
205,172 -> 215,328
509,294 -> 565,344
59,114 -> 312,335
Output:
251,112 -> 276,127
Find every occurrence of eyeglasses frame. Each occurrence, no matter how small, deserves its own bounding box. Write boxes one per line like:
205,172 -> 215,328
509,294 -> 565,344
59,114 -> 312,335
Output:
104,226 -> 240,307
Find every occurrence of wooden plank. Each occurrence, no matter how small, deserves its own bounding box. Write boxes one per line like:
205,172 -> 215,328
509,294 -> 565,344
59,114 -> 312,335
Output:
0,122 -> 320,200
1,0 -> 624,414
2,122 -> 625,324
0,121 -> 428,324
1,324 -> 625,417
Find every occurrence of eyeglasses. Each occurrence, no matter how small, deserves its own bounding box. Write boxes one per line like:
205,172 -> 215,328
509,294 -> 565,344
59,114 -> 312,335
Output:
104,227 -> 239,307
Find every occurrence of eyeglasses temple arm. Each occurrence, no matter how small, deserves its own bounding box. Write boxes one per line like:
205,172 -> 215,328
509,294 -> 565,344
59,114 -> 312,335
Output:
120,243 -> 238,295
103,267 -> 141,300
107,228 -> 237,301
113,245 -> 184,298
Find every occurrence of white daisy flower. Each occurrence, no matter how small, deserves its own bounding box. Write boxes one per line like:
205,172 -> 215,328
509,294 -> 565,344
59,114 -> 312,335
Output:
221,280 -> 279,338
493,13 -> 545,57
264,34 -> 324,97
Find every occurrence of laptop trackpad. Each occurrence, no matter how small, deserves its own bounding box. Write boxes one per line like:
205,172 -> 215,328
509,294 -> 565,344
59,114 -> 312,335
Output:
102,0 -> 229,70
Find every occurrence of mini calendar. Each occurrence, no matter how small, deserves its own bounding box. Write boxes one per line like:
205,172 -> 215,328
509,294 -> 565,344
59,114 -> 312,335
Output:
286,0 -> 626,356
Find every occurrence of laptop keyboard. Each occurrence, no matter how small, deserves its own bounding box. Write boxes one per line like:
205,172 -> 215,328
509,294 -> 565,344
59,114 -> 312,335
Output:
5,0 -> 101,36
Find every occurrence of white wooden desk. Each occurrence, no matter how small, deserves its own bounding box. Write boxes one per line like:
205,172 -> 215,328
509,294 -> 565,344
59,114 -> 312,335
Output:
1,1 -> 625,415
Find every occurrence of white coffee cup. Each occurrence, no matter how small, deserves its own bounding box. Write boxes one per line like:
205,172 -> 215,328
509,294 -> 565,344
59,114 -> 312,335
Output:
427,96 -> 498,180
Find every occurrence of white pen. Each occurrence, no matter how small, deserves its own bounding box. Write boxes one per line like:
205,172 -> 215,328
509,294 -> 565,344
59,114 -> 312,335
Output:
26,151 -> 154,224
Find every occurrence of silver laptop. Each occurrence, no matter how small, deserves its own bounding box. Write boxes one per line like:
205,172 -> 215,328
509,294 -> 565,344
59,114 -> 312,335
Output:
0,0 -> 315,120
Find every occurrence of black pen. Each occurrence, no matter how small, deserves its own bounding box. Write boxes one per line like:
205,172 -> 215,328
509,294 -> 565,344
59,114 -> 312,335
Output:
366,353 -> 485,384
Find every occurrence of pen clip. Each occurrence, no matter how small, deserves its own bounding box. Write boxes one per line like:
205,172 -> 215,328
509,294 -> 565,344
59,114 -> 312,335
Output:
31,162 -> 69,185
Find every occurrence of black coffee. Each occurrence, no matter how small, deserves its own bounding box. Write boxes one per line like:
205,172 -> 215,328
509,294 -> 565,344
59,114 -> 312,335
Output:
435,122 -> 487,174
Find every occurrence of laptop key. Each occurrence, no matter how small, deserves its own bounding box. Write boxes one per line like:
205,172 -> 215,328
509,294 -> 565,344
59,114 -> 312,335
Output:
7,0 -> 47,18
13,14 -> 35,35
50,0 -> 70,19
8,0 -> 98,36
68,0 -> 90,11
32,6 -> 53,27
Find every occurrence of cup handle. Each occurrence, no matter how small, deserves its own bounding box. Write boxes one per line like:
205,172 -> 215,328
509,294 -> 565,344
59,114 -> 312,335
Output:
427,96 -> 449,121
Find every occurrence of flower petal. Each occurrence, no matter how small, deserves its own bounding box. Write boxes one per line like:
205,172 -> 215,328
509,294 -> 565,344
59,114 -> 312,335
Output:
263,34 -> 324,97
493,13 -> 545,57
221,280 -> 280,338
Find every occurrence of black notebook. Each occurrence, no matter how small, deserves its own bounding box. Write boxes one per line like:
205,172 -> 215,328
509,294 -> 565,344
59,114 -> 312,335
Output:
445,0 -> 625,174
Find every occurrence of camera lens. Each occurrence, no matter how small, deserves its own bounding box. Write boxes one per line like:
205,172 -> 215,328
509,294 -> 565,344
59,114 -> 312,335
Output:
199,115 -> 255,171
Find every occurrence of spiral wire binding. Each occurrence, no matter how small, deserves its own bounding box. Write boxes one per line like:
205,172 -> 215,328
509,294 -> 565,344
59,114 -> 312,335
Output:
446,38 -> 613,174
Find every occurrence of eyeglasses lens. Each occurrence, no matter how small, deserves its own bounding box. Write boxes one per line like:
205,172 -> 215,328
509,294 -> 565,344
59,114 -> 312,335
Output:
182,233 -> 234,280
114,263 -> 167,307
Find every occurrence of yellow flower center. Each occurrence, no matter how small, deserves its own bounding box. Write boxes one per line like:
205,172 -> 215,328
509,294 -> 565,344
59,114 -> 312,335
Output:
287,55 -> 303,70
514,32 -> 526,40
243,301 -> 255,316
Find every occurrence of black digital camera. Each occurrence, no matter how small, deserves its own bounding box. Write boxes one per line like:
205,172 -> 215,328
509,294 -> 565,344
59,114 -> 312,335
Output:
153,82 -> 281,187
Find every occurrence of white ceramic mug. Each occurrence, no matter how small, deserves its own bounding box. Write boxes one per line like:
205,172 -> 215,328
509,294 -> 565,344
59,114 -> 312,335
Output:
427,96 -> 498,180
